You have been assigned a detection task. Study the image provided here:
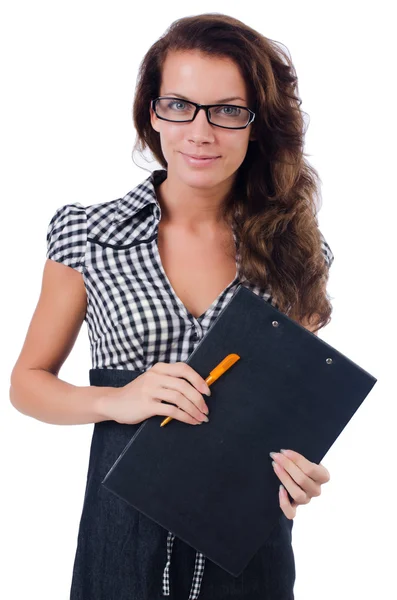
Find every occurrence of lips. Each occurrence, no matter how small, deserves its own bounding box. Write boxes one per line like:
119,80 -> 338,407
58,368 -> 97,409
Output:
182,153 -> 220,160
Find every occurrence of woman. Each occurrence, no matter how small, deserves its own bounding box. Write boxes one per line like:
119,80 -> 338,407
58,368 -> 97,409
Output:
10,13 -> 333,600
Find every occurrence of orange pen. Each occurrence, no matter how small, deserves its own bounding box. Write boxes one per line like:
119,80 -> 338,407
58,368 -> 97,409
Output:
160,353 -> 240,427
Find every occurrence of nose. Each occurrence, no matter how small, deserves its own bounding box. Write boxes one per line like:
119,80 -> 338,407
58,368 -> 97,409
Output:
187,107 -> 215,141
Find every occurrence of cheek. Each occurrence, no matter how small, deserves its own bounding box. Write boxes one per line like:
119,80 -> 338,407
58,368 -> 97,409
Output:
223,136 -> 250,164
158,126 -> 185,158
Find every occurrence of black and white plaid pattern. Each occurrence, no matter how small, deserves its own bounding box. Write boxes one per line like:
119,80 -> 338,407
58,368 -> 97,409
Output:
46,168 -> 334,599
162,530 -> 207,599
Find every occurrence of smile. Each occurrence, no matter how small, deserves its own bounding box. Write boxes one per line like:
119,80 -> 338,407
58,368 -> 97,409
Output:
180,153 -> 220,166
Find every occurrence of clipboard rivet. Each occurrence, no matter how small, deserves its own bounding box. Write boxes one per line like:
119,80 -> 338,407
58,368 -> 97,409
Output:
272,320 -> 279,327
326,358 -> 333,364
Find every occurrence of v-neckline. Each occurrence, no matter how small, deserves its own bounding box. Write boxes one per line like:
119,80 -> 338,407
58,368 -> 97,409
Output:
154,225 -> 240,322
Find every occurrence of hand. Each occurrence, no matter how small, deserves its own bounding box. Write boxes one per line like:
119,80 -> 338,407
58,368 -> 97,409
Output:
270,449 -> 330,519
98,362 -> 211,426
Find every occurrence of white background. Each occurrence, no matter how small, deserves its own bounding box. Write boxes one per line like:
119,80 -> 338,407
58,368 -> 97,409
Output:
1,1 -> 395,598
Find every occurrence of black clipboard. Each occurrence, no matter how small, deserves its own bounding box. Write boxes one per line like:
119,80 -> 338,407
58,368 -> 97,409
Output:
102,285 -> 377,576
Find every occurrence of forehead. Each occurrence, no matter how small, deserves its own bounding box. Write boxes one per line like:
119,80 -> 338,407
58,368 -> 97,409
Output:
160,50 -> 248,100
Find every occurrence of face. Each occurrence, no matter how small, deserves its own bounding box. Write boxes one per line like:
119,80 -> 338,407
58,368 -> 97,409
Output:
150,50 -> 255,190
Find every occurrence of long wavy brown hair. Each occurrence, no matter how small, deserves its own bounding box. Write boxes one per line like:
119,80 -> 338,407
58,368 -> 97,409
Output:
132,13 -> 333,332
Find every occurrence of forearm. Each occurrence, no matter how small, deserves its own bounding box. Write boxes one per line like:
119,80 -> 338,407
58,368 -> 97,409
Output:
9,367 -> 115,425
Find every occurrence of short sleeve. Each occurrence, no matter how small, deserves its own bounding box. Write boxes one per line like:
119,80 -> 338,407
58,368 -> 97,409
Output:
46,203 -> 87,273
319,230 -> 334,269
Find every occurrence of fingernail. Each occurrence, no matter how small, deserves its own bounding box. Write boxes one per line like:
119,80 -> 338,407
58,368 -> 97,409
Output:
202,415 -> 209,422
280,449 -> 288,454
203,387 -> 211,396
269,451 -> 277,459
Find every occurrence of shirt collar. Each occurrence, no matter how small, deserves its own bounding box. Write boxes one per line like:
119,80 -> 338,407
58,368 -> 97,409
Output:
114,168 -> 168,223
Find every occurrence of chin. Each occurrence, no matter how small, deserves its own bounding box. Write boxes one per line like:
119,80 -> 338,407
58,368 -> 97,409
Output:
178,168 -> 224,188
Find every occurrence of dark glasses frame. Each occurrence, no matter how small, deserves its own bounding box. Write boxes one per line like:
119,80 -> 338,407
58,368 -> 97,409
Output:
151,96 -> 256,130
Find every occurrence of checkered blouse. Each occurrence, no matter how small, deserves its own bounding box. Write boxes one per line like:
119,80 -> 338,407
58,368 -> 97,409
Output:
46,168 -> 334,600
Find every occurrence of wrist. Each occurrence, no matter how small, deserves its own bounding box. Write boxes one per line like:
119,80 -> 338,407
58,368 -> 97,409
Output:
95,386 -> 118,422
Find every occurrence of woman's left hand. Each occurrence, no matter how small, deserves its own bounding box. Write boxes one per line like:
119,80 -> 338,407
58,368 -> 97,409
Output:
270,449 -> 331,519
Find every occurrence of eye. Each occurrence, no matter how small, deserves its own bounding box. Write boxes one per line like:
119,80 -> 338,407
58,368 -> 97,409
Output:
168,100 -> 188,110
216,105 -> 241,116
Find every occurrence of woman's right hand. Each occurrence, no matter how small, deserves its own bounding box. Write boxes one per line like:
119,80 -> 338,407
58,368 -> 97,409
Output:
98,362 -> 211,426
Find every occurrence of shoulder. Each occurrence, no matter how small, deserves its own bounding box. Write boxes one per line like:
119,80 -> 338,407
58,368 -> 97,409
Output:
45,183 -> 155,268
46,197 -> 121,237
45,197 -> 123,271
47,202 -> 86,232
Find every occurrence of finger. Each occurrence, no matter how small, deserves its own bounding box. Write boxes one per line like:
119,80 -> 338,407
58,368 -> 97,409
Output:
272,461 -> 311,505
154,396 -> 205,425
279,449 -> 330,484
154,361 -> 211,396
279,484 -> 297,520
155,388 -> 209,424
272,453 -> 321,498
159,375 -> 209,416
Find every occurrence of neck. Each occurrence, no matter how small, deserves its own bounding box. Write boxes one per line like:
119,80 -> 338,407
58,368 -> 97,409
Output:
155,170 -> 235,230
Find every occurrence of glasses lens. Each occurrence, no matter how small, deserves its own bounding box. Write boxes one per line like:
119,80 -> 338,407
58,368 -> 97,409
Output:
155,98 -> 196,121
155,98 -> 251,128
208,105 -> 250,128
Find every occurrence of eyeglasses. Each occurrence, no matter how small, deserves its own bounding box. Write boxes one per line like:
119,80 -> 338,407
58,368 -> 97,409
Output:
152,97 -> 255,130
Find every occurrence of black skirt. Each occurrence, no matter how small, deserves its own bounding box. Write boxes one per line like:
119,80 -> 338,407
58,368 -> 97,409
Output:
70,368 -> 296,599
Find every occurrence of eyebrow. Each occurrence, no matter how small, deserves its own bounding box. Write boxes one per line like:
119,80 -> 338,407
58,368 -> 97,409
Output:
163,92 -> 246,104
